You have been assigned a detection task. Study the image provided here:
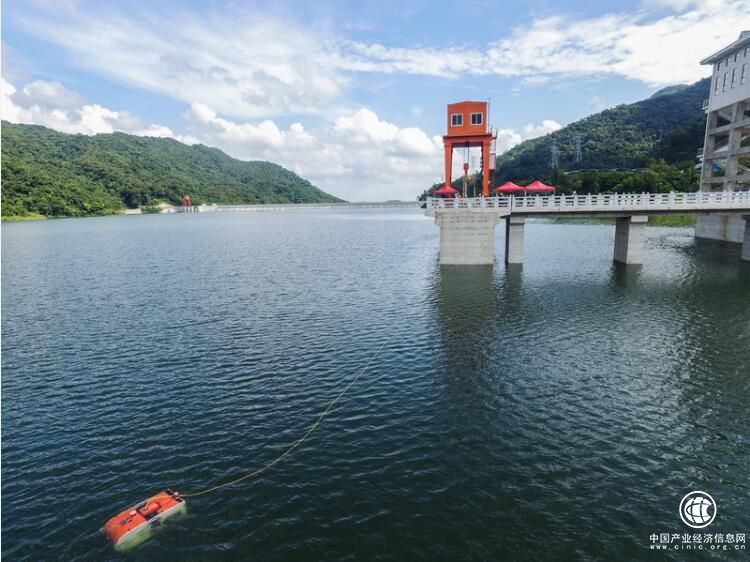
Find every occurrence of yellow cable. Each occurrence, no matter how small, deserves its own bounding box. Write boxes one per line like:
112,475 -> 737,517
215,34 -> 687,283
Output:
180,342 -> 386,498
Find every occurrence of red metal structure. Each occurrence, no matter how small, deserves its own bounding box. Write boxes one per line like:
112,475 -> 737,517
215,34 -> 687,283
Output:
180,195 -> 192,208
443,101 -> 496,197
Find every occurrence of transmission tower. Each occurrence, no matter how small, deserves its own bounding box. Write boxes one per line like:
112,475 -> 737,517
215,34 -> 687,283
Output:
549,138 -> 559,169
573,135 -> 583,164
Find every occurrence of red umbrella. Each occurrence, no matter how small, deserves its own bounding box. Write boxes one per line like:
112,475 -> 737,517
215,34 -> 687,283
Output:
434,185 -> 459,197
525,180 -> 555,192
494,181 -> 526,194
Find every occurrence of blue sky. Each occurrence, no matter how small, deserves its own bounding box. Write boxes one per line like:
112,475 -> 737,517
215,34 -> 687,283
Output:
2,0 -> 749,200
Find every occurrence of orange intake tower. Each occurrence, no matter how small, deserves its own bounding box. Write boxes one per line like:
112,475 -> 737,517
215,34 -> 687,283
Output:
443,101 -> 496,197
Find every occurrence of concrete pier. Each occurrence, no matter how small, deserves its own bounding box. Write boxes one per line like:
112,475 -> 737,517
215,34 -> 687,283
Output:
613,216 -> 648,265
435,210 -> 502,265
695,214 -> 746,244
505,216 -> 526,264
742,216 -> 750,262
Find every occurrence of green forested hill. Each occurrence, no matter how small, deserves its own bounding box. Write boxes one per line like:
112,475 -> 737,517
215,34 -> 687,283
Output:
492,78 -> 710,185
1,122 -> 340,217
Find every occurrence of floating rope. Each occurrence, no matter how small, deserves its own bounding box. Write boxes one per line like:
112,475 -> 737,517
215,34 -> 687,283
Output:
179,341 -> 387,498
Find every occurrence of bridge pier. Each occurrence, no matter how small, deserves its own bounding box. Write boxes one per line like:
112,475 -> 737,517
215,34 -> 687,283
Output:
695,214 -> 746,244
742,216 -> 750,262
435,210 -> 502,265
505,216 -> 525,264
613,216 -> 648,265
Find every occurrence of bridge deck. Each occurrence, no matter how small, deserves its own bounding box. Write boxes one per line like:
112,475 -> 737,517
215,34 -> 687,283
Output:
426,191 -> 750,218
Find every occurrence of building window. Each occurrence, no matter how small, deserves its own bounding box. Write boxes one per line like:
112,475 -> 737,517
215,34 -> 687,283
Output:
731,68 -> 737,88
742,63 -> 748,85
717,61 -> 721,71
734,51 -> 739,62
745,46 -> 749,57
715,76 -> 720,94
470,112 -> 483,125
451,114 -> 463,126
722,72 -> 728,91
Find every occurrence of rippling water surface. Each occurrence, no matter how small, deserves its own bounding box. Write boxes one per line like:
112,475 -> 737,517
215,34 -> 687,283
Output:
3,210 -> 750,561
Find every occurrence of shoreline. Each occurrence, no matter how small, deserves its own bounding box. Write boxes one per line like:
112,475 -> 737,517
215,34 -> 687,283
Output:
549,215 -> 696,227
3,211 -> 699,227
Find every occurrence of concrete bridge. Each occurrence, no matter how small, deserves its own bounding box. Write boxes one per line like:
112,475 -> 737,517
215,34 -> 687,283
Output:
425,191 -> 750,265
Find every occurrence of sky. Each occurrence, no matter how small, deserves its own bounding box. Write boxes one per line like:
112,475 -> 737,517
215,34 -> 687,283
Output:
2,0 -> 750,201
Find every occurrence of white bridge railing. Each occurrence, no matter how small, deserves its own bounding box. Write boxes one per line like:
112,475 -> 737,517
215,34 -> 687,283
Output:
427,191 -> 750,214
425,197 -> 512,210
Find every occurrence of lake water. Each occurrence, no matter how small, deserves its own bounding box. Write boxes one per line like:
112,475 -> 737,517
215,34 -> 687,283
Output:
3,209 -> 750,561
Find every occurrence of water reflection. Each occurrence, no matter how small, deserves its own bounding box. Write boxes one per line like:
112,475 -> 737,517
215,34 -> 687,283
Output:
691,237 -> 743,263
435,266 -> 495,337
434,265 -> 496,371
5,213 -> 750,559
609,262 -> 642,290
500,264 -> 524,313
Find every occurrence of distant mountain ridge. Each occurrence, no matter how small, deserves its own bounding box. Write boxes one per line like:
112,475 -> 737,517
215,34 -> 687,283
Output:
1,122 -> 340,218
492,77 -> 710,184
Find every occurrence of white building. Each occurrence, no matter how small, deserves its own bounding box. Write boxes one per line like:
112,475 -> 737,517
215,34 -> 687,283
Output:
697,31 -> 750,243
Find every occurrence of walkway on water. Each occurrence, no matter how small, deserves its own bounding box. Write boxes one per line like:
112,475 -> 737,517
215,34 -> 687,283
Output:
425,191 -> 750,265
425,191 -> 750,217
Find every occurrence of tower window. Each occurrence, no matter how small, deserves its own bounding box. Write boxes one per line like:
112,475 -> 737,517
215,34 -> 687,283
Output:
741,63 -> 747,85
731,68 -> 737,88
451,114 -> 463,126
471,112 -> 483,125
722,72 -> 728,91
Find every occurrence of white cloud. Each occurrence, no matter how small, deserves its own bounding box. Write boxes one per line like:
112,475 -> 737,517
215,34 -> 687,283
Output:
523,120 -> 563,140
182,104 -> 444,200
13,0 -> 749,127
18,10 -> 345,119
519,76 -> 551,88
333,1 -> 749,86
1,78 -> 176,137
589,96 -> 607,113
495,120 -> 562,154
639,0 -> 731,11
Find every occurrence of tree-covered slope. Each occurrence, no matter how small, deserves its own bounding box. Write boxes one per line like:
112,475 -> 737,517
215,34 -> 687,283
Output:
493,78 -> 710,184
1,122 -> 340,217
